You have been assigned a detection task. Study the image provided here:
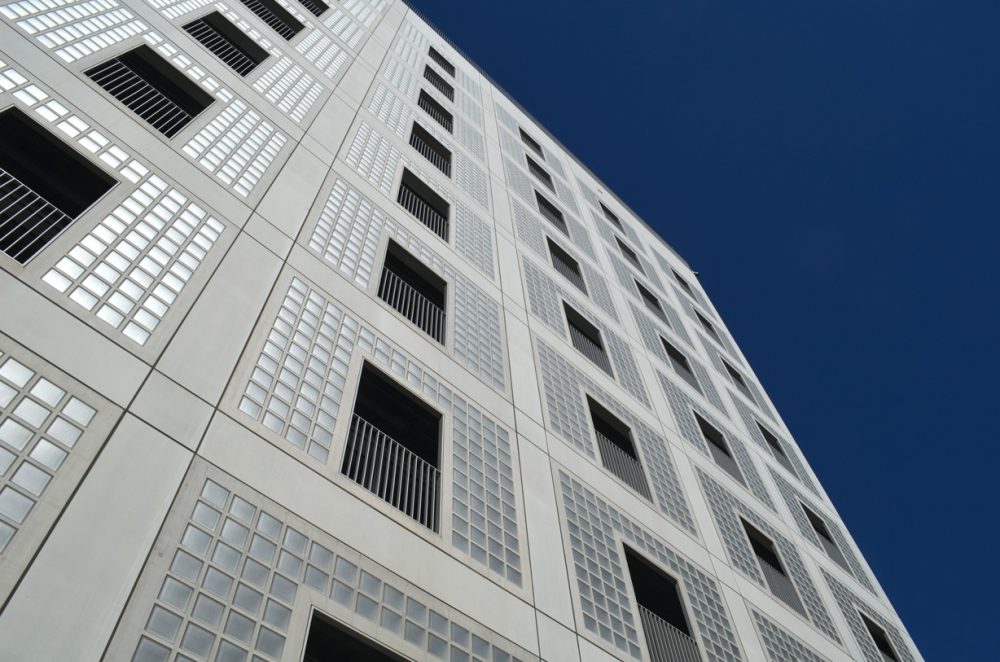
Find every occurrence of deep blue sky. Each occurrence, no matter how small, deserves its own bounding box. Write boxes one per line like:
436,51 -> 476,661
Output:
409,0 -> 999,658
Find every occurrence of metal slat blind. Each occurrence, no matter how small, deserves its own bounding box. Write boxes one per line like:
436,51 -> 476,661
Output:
378,267 -> 446,343
758,556 -> 807,615
0,167 -> 74,264
637,605 -> 702,662
409,129 -> 451,176
418,90 -> 453,132
184,18 -> 264,77
595,430 -> 652,500
527,157 -> 554,190
550,247 -> 587,294
568,320 -> 613,376
428,46 -> 456,76
296,0 -> 328,17
238,0 -> 303,40
536,195 -> 568,235
706,438 -> 746,486
397,182 -> 449,240
86,59 -> 195,138
423,66 -> 454,101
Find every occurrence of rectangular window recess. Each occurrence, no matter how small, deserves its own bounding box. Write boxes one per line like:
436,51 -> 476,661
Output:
86,45 -> 213,139
423,65 -> 454,101
417,90 -> 453,132
660,337 -> 701,393
0,108 -> 116,264
295,0 -> 328,17
757,422 -> 798,475
237,0 -> 303,40
547,238 -> 587,293
860,612 -> 900,662
409,123 -> 452,176
623,547 -> 700,662
305,611 -> 403,661
589,399 -> 651,499
342,362 -> 442,531
802,503 -> 850,569
183,12 -> 269,77
428,45 -> 456,76
519,127 -> 543,157
535,191 -> 568,235
694,413 -> 744,485
742,520 -> 806,615
616,237 -> 645,273
672,268 -> 695,296
599,201 -> 624,230
378,241 -> 447,343
723,360 -> 754,400
636,280 -> 667,321
696,309 -> 721,342
565,304 -> 612,376
525,155 -> 554,190
397,169 -> 449,241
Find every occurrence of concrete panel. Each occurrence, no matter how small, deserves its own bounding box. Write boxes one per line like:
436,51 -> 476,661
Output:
129,370 -> 213,450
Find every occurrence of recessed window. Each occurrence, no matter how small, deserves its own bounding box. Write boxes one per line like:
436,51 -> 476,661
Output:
859,612 -> 900,662
423,65 -> 454,101
295,0 -> 328,17
397,169 -> 449,240
757,422 -> 798,475
86,46 -> 213,138
635,280 -> 667,322
378,241 -> 447,343
599,201 -> 624,231
694,413 -> 744,485
0,108 -> 116,264
427,46 -> 455,76
723,359 -> 755,401
342,362 -> 441,531
183,12 -> 269,77
519,128 -> 543,157
589,399 -> 650,499
616,237 -> 644,273
623,547 -> 700,662
742,520 -> 805,614
525,155 -> 553,190
565,304 -> 612,376
695,309 -> 721,342
535,191 -> 567,235
237,0 -> 304,40
409,123 -> 451,176
660,337 -> 700,393
802,503 -> 849,570
305,611 -> 402,661
672,269 -> 695,296
547,238 -> 586,293
417,90 -> 453,132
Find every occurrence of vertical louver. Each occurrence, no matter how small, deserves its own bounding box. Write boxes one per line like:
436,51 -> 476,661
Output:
397,170 -> 449,241
423,65 -> 454,101
418,90 -> 453,132
238,0 -> 304,40
183,13 -> 269,77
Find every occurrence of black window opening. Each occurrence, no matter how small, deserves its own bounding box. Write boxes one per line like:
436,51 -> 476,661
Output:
757,422 -> 798,475
617,237 -> 645,273
636,280 -> 667,322
661,337 -> 700,393
417,90 -> 453,132
519,127 -> 543,157
423,65 -> 454,101
723,359 -> 754,401
589,399 -> 650,499
342,363 -> 442,531
565,304 -> 613,376
427,45 -> 455,77
0,108 -> 116,264
378,241 -> 446,344
535,191 -> 568,235
672,269 -> 695,296
599,201 -> 624,231
547,238 -> 587,293
742,520 -> 805,614
802,503 -> 850,570
525,155 -> 554,190
859,612 -> 900,662
305,611 -> 403,661
295,0 -> 328,17
86,45 -> 213,139
695,309 -> 721,343
237,0 -> 303,40
694,413 -> 744,486
183,12 -> 269,77
397,169 -> 449,241
623,547 -> 700,662
409,123 -> 452,176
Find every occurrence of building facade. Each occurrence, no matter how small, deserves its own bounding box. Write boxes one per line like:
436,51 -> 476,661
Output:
0,1 -> 919,660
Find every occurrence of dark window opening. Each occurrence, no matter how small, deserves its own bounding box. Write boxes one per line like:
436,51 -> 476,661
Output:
343,362 -> 442,531
661,337 -> 700,393
0,108 -> 116,264
547,238 -> 586,293
519,128 -> 543,157
599,201 -> 624,231
623,547 -> 700,662
672,269 -> 695,296
295,0 -> 328,17
565,304 -> 612,376
397,169 -> 449,240
184,12 -> 269,77
418,90 -> 453,132
860,612 -> 900,662
86,46 -> 213,138
428,46 -> 455,76
802,503 -> 849,569
535,191 -> 567,235
305,611 -> 403,661
423,65 -> 454,101
723,360 -> 754,401
694,413 -> 744,485
378,241 -> 446,343
636,280 -> 666,322
409,123 -> 451,176
237,0 -> 303,40
742,520 -> 805,614
526,155 -> 553,190
757,422 -> 797,475
695,310 -> 721,342
589,399 -> 650,499
616,237 -> 644,273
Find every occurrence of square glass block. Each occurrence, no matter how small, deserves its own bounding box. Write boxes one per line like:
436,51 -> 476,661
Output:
225,610 -> 256,644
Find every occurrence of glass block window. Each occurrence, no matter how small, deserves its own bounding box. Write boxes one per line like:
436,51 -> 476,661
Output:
427,46 -> 455,77
183,13 -> 270,77
237,0 -> 304,40
422,65 -> 454,101
417,90 -> 453,132
409,123 -> 451,176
